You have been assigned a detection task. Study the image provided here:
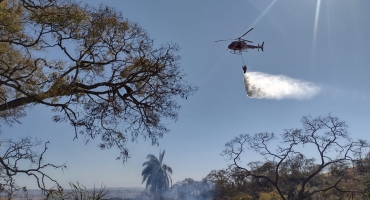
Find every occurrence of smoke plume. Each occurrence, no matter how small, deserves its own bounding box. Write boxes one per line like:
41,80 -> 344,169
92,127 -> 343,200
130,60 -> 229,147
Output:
244,72 -> 320,100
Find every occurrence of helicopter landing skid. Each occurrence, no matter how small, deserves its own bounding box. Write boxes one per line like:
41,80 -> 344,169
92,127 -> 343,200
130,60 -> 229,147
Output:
230,50 -> 248,55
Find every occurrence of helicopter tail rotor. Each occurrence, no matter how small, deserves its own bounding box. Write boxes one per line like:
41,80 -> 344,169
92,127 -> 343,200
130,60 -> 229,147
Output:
260,41 -> 264,52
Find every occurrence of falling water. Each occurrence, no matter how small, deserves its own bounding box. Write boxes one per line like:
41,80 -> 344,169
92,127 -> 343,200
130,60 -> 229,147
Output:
244,72 -> 320,100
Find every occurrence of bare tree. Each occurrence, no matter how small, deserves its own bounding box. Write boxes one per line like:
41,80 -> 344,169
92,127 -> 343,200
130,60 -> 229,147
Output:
46,182 -> 109,200
0,0 -> 197,163
0,136 -> 66,199
222,114 -> 369,200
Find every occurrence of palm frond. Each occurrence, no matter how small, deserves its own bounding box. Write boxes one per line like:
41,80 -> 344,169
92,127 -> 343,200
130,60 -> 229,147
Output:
141,149 -> 172,198
162,164 -> 173,174
159,150 -> 165,164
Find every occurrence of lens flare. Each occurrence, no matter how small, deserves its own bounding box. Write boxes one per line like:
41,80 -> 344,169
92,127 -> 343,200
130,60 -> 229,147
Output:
313,0 -> 322,47
250,0 -> 279,28
199,52 -> 229,85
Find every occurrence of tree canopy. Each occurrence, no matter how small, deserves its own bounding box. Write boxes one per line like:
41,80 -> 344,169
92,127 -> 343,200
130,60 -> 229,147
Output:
0,0 -> 197,162
222,114 -> 370,200
165,178 -> 213,200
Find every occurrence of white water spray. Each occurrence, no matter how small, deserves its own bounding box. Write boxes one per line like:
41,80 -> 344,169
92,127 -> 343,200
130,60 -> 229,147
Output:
244,72 -> 320,100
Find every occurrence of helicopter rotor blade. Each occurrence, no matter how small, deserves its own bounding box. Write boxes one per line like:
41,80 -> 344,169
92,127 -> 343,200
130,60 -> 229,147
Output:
215,39 -> 235,42
241,39 -> 253,43
239,28 -> 254,39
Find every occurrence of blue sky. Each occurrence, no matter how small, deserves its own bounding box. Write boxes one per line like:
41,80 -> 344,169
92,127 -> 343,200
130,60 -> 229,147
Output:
3,0 -> 370,189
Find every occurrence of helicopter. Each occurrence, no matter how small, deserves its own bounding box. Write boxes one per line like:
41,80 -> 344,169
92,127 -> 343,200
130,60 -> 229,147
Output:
215,28 -> 264,54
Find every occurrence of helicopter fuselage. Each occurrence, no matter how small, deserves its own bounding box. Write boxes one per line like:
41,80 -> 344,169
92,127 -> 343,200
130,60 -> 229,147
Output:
228,41 -> 247,51
228,41 -> 264,54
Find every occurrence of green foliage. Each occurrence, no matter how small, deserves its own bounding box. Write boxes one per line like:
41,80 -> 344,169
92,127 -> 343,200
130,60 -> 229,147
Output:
0,0 -> 197,195
363,174 -> 370,198
0,0 -> 197,163
258,191 -> 281,200
0,0 -> 23,34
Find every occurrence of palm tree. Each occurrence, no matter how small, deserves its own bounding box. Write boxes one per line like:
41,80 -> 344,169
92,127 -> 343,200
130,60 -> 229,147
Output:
142,150 -> 173,200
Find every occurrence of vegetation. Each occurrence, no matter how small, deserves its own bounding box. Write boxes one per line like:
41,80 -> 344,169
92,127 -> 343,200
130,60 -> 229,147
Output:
219,114 -> 370,200
142,150 -> 173,200
52,114 -> 370,200
0,0 -> 196,161
47,182 -> 109,200
0,137 -> 66,198
164,178 -> 213,200
1,1 -> 369,199
0,0 -> 196,192
205,157 -> 370,200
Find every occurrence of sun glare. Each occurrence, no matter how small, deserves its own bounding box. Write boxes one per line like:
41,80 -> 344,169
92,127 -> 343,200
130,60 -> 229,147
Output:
250,0 -> 278,29
313,0 -> 322,47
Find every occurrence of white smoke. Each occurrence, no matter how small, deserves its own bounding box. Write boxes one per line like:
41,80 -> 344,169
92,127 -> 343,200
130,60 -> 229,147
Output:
244,72 -> 320,100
